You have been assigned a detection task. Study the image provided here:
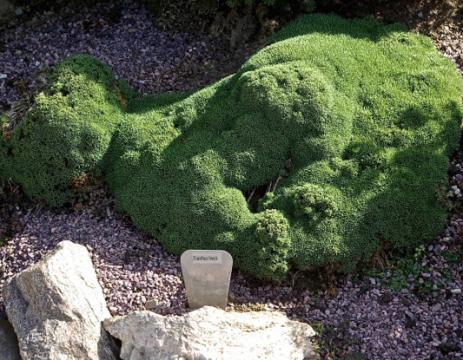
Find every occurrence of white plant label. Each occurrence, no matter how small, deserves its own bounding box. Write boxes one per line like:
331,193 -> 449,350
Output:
181,250 -> 233,309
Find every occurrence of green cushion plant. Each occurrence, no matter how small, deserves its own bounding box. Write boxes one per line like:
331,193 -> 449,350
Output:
1,14 -> 462,280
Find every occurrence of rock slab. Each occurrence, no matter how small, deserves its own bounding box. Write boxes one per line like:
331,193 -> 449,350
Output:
104,306 -> 318,360
3,240 -> 117,360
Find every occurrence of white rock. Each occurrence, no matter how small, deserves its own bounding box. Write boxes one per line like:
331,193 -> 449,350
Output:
104,306 -> 318,360
4,241 -> 118,360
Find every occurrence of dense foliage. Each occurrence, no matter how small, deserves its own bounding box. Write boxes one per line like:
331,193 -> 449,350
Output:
1,15 -> 462,280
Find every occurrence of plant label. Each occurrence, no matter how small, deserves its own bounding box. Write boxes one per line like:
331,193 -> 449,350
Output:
181,250 -> 233,309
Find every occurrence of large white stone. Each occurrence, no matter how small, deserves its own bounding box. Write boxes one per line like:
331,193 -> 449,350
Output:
3,241 -> 118,360
104,306 -> 318,360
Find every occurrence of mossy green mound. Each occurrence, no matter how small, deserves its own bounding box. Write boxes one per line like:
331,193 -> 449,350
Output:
1,15 -> 462,280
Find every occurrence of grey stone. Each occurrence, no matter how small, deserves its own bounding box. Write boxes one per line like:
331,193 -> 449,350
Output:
181,249 -> 233,309
4,241 -> 118,360
104,306 -> 319,360
0,319 -> 20,360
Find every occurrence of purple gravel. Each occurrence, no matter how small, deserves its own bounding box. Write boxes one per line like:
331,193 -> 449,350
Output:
0,208 -> 187,316
0,0 -> 239,109
1,207 -> 463,359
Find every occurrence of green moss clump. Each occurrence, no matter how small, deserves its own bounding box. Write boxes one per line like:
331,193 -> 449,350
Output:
3,55 -> 125,205
1,15 -> 462,280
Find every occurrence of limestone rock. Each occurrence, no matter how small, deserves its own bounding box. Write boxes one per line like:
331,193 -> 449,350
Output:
0,319 -> 20,360
4,241 -> 118,360
104,306 -> 318,360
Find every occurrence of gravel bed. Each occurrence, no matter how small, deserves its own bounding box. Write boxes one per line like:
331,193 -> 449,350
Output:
0,0 -> 256,110
435,22 -> 463,74
1,206 -> 463,359
1,1 -> 463,359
